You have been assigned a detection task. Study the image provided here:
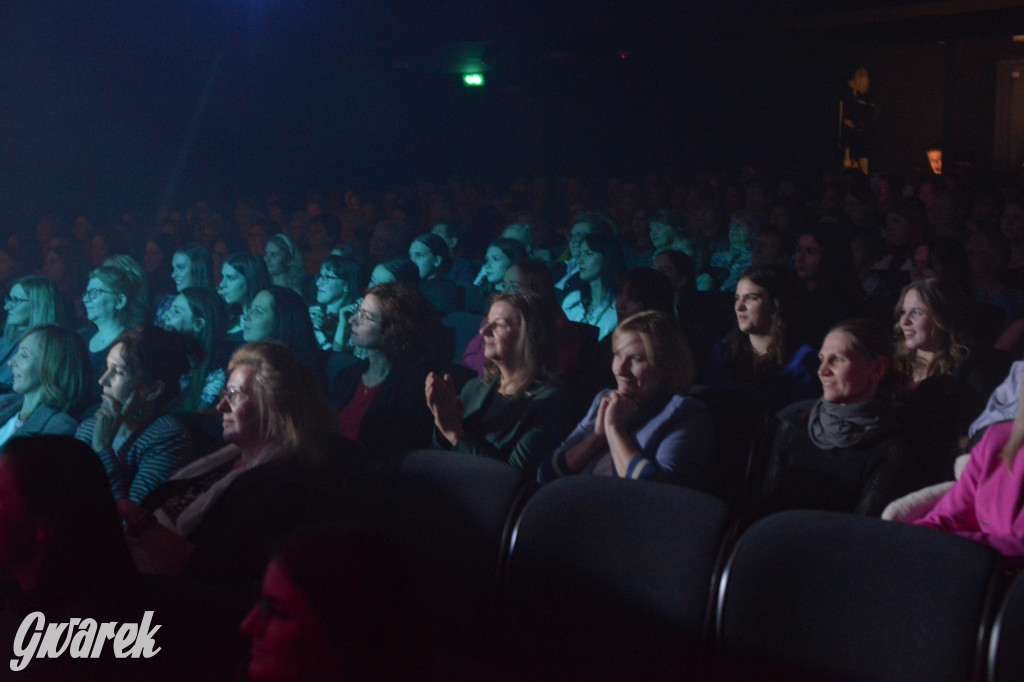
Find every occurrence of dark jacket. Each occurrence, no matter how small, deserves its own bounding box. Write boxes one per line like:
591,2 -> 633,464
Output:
329,358 -> 435,456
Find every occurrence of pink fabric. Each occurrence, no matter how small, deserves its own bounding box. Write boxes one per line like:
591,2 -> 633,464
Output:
460,334 -> 487,377
915,421 -> 1024,561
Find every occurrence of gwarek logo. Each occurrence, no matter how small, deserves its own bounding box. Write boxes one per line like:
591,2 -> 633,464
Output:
9,611 -> 161,671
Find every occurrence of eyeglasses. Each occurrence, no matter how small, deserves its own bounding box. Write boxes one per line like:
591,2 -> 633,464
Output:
219,386 -> 247,406
82,288 -> 116,302
316,272 -> 342,282
3,295 -> 29,307
351,308 -> 380,325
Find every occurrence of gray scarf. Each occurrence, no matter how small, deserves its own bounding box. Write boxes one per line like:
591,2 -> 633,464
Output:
807,397 -> 895,450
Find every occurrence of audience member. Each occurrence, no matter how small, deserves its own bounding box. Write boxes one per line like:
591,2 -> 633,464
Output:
757,319 -> 926,517
0,325 -> 91,446
330,283 -> 437,455
76,326 -> 195,505
426,292 -> 570,475
540,311 -> 712,487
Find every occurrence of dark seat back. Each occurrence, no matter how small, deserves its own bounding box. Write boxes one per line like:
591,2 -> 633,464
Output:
716,510 -> 1003,682
504,476 -> 734,681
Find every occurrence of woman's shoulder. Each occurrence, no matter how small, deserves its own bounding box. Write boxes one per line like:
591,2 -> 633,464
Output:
775,398 -> 819,425
139,414 -> 192,441
975,420 -> 1015,453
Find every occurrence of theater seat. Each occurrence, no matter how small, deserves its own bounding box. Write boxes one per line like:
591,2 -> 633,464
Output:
716,510 -> 1003,682
504,476 -> 734,681
330,449 -> 535,672
988,569 -> 1024,682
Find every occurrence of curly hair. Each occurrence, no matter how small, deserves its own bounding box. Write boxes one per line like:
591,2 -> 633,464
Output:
364,282 -> 433,363
891,278 -> 972,382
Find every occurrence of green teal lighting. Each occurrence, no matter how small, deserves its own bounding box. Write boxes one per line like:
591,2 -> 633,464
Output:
463,74 -> 484,86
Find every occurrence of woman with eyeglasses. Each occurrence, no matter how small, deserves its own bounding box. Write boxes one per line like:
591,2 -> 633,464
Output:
81,264 -> 146,385
76,326 -> 195,506
425,291 -> 570,475
310,254 -> 361,352
329,283 -> 437,455
120,342 -> 340,585
218,252 -> 271,344
0,276 -> 68,390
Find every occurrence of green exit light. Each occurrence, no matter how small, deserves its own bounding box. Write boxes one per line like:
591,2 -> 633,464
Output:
463,74 -> 485,86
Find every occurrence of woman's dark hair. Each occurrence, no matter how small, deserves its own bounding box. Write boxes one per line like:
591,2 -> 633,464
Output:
224,252 -> 271,329
112,326 -> 196,411
224,252 -> 272,305
655,249 -> 697,296
618,268 -> 676,318
412,233 -> 451,273
174,242 -> 213,290
648,210 -> 685,238
480,237 -> 529,297
796,222 -> 859,295
829,317 -> 893,365
571,211 -> 617,238
722,264 -> 796,381
508,258 -> 558,307
577,232 -> 626,310
365,282 -> 433,363
271,526 -> 431,680
263,285 -> 321,371
374,259 -> 419,288
321,253 -> 362,303
179,287 -> 228,411
2,435 -> 135,596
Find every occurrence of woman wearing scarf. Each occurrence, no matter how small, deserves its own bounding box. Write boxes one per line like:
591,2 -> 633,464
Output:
756,319 -> 931,517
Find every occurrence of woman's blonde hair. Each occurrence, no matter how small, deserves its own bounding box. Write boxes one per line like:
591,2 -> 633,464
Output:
612,311 -> 695,396
481,292 -> 558,397
228,341 -> 335,458
5,277 -> 60,341
24,325 -> 91,413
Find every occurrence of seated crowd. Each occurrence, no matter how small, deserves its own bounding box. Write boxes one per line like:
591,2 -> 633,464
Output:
5,163 -> 1024,678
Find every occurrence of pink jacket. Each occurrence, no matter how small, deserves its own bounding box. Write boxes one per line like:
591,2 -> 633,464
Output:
915,421 -> 1024,561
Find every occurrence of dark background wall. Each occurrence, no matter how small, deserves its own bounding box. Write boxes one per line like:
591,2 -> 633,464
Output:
1,1 -> 1024,233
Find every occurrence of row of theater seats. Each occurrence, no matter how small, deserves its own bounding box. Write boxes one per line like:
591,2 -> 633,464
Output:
332,449 -> 1024,682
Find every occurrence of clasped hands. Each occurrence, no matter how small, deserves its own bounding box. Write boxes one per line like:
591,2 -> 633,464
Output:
425,372 -> 464,446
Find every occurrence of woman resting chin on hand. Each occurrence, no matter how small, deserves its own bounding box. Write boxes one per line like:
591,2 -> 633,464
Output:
540,311 -> 713,488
